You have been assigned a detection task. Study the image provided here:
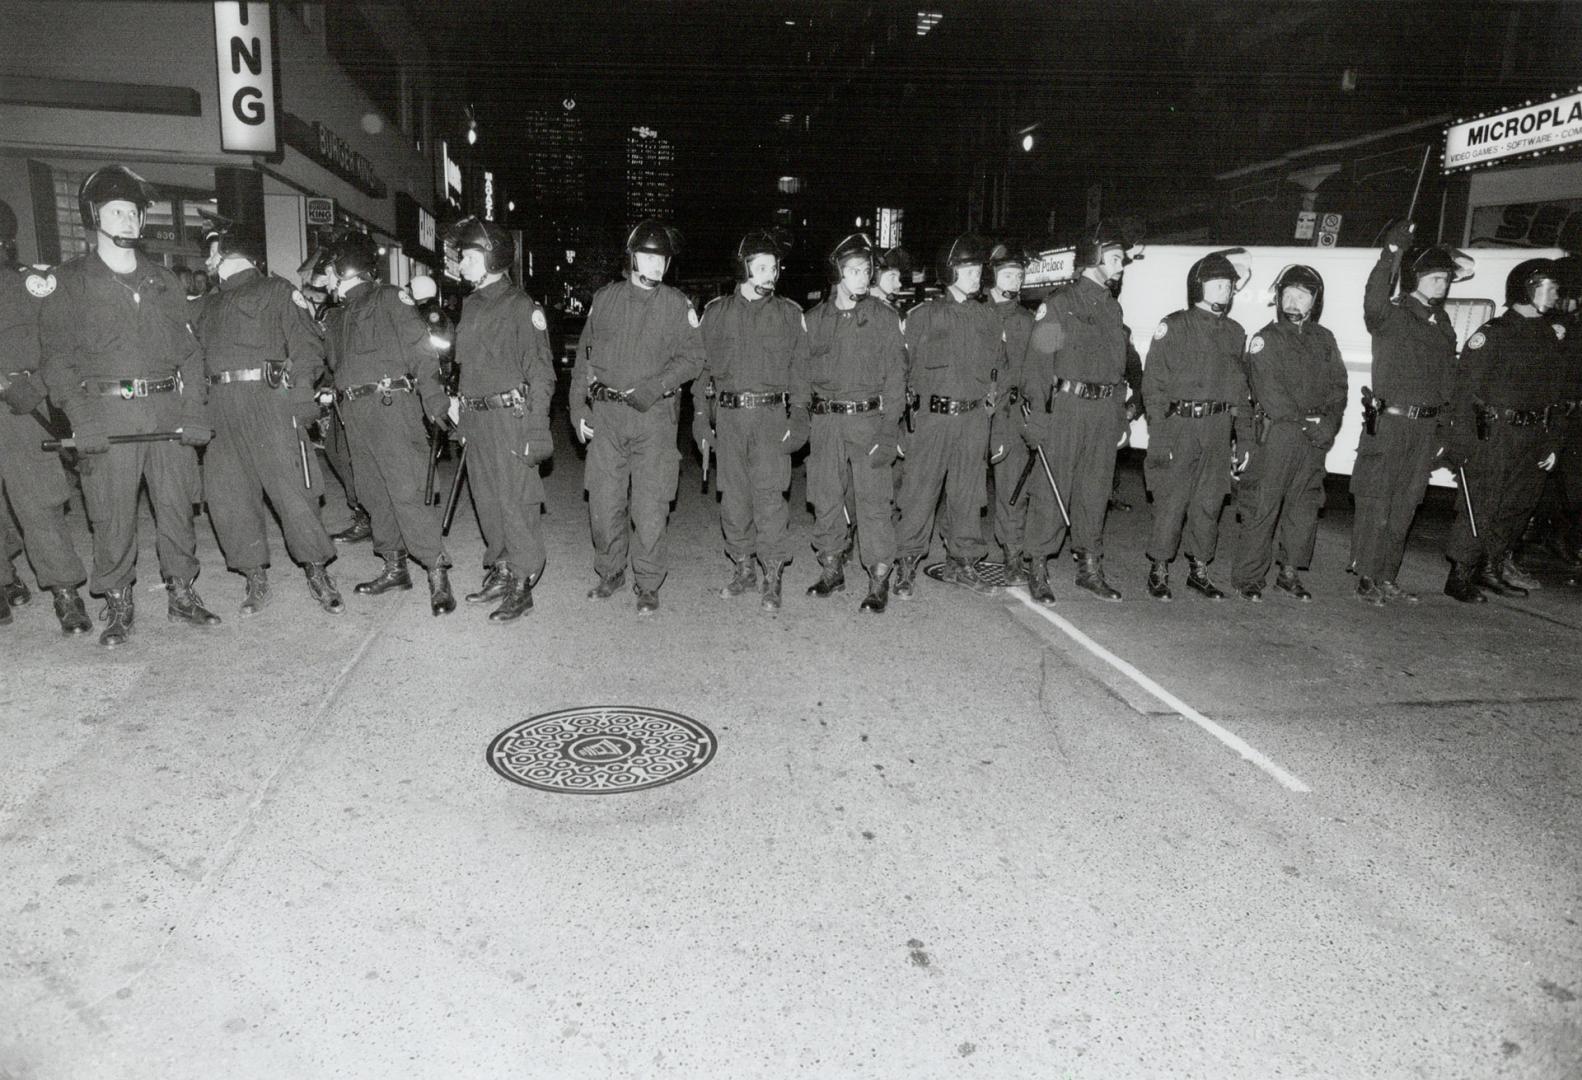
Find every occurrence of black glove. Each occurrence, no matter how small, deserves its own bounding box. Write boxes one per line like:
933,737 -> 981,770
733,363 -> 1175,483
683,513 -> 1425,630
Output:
1,372 -> 48,416
782,406 -> 810,454
292,400 -> 323,429
625,378 -> 664,412
1384,221 -> 1416,253
73,429 -> 111,455
179,424 -> 213,448
867,442 -> 898,469
525,427 -> 554,465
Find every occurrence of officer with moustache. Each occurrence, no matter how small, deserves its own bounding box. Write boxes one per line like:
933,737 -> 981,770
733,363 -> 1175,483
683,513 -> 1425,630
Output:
695,230 -> 809,611
446,217 -> 555,622
193,224 -> 342,617
322,231 -> 454,615
1231,265 -> 1347,601
1021,225 -> 1135,604
1141,250 -> 1253,602
39,166 -> 217,648
570,220 -> 706,613
0,199 -> 91,634
1441,260 -> 1566,602
893,234 -> 1004,598
985,242 -> 1035,584
1350,224 -> 1470,605
795,234 -> 906,612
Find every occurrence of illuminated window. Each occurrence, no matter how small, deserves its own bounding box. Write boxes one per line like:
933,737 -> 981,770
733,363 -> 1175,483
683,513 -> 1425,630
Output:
916,11 -> 942,36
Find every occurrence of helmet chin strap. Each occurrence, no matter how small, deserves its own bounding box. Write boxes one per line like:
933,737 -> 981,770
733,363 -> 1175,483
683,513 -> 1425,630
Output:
1283,307 -> 1308,325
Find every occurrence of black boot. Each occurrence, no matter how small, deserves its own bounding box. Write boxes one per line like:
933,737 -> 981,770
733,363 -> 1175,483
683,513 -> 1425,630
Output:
720,556 -> 758,599
587,571 -> 625,599
332,505 -> 372,544
1444,561 -> 1487,603
1075,550 -> 1122,602
428,565 -> 456,616
1185,556 -> 1224,601
942,556 -> 996,595
860,562 -> 892,613
1027,556 -> 1057,606
168,579 -> 222,627
1147,559 -> 1173,601
1356,575 -> 1386,606
489,572 -> 535,622
52,587 -> 92,635
465,564 -> 511,604
1273,564 -> 1312,601
635,585 -> 660,613
99,587 -> 134,648
805,552 -> 846,597
305,563 -> 345,614
2,578 -> 31,607
1475,555 -> 1524,598
238,568 -> 270,617
0,583 -> 10,626
891,554 -> 923,601
1497,552 -> 1540,592
1003,551 -> 1030,586
760,560 -> 786,611
356,552 -> 412,595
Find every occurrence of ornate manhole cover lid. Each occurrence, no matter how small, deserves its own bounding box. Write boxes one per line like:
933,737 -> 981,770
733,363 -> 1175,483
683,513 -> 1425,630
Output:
487,706 -> 717,794
922,560 -> 1014,588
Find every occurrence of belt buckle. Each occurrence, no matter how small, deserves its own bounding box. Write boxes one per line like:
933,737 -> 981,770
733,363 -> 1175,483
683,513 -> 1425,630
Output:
378,378 -> 393,406
132,379 -> 148,398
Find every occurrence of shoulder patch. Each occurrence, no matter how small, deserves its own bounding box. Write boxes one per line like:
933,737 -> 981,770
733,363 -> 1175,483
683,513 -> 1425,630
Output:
291,288 -> 311,311
398,290 -> 415,306
688,307 -> 700,328
1035,302 -> 1048,321
531,308 -> 548,332
1153,321 -> 1168,340
1248,335 -> 1264,354
1467,331 -> 1485,350
25,270 -> 56,298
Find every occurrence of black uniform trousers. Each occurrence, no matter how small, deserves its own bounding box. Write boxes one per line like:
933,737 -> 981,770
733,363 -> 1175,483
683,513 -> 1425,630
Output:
1027,395 -> 1118,558
0,409 -> 85,589
586,398 -> 680,592
459,406 -> 546,583
1145,412 -> 1233,564
715,404 -> 794,566
808,411 -> 896,568
896,409 -> 989,562
992,427 -> 1031,559
1446,424 -> 1550,565
342,390 -> 447,568
205,385 -> 334,572
1233,424 -> 1326,587
78,411 -> 203,592
1349,414 -> 1438,582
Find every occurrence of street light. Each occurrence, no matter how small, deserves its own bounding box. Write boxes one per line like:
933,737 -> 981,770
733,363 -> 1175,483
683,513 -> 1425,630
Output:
1021,133 -> 1035,152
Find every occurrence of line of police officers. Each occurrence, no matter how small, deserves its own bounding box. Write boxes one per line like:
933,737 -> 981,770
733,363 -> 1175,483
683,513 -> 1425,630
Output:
2,164 -> 1579,647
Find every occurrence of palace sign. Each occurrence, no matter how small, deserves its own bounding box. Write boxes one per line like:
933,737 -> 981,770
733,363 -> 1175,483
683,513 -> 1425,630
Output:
1444,88 -> 1582,174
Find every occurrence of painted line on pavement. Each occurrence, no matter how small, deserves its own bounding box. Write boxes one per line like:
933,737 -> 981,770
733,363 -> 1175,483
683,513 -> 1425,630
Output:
1010,589 -> 1312,793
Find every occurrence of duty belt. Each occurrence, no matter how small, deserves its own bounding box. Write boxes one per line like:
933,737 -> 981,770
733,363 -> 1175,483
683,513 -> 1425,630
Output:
85,376 -> 180,398
462,387 -> 524,411
206,367 -> 268,386
810,394 -> 882,415
338,376 -> 415,401
588,380 -> 677,405
927,394 -> 982,415
1488,406 -> 1546,428
1051,378 -> 1118,403
716,390 -> 789,409
1381,403 -> 1440,420
1166,399 -> 1232,419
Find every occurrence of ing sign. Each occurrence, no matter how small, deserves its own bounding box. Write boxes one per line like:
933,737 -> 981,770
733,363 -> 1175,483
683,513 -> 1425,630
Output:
213,2 -> 279,154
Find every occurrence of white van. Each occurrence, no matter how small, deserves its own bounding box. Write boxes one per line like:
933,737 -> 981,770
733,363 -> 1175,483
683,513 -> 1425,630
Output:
1034,244 -> 1567,487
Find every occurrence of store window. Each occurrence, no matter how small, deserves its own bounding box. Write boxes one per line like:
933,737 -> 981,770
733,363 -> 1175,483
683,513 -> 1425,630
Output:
44,165 -> 216,269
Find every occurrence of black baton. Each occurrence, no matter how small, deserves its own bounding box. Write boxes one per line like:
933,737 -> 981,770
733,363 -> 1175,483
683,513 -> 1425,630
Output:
42,431 -> 181,451
442,440 -> 468,536
1034,444 -> 1072,528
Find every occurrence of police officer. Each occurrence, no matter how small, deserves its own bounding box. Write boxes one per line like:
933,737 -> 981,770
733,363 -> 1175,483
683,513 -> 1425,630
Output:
1141,250 -> 1253,601
193,225 -> 342,616
893,234 -> 1004,597
446,217 -> 554,622
1231,265 -> 1347,601
570,220 -> 705,613
794,234 -> 906,612
873,246 -> 913,311
299,247 -> 371,544
1021,226 -> 1134,604
1350,224 -> 1470,605
985,241 -> 1035,584
39,166 -> 217,648
0,200 -> 91,634
322,231 -> 454,615
695,229 -> 808,611
1441,260 -> 1566,602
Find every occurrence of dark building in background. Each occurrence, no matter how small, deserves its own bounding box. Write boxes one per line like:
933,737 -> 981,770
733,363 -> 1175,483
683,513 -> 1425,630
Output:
625,125 -> 676,231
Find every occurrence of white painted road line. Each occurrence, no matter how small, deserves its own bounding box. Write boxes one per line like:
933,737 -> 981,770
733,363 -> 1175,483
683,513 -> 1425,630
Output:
1011,590 -> 1313,794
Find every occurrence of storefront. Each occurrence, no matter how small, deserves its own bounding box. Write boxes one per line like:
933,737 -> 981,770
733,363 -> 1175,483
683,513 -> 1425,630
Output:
1447,88 -> 1582,250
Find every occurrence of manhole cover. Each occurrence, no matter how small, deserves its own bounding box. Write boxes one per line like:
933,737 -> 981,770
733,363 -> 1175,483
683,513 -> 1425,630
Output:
921,561 -> 1014,588
487,706 -> 716,794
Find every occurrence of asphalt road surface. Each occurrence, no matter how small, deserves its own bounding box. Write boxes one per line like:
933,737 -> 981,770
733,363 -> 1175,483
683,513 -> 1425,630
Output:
2,422 -> 1578,1079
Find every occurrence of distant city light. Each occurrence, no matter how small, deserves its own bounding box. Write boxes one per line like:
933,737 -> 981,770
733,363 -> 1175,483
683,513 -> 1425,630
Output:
916,10 -> 942,36
507,200 -> 515,213
777,176 -> 801,195
1022,133 -> 1035,152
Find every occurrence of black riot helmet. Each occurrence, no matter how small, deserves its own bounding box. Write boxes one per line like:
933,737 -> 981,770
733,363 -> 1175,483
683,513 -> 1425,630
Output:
205,224 -> 266,268
1072,221 -> 1133,270
626,219 -> 681,259
330,231 -> 381,282
937,233 -> 989,287
1505,258 -> 1561,310
448,216 -> 515,275
828,232 -> 875,285
988,241 -> 1029,297
1271,264 -> 1324,324
1186,248 -> 1250,313
78,165 -> 158,248
876,245 -> 912,278
1401,244 -> 1473,295
735,228 -> 785,291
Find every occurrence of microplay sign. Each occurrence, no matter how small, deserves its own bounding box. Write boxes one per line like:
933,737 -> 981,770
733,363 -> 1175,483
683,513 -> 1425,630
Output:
1444,88 -> 1582,174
